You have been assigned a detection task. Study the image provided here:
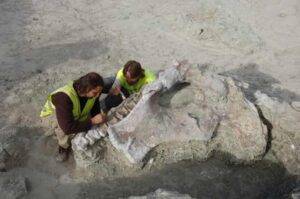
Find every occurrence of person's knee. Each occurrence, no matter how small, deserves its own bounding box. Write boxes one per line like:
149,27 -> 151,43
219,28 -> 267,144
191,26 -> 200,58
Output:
57,133 -> 72,149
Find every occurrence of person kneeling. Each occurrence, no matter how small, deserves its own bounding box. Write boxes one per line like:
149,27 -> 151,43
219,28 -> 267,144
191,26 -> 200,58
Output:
40,72 -> 108,162
103,60 -> 156,112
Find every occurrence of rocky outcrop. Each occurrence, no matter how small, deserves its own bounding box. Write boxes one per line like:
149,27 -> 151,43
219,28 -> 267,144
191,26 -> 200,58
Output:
254,91 -> 300,174
72,62 -> 267,167
184,68 -> 268,162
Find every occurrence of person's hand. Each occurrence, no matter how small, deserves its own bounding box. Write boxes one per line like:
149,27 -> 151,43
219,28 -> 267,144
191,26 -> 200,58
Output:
91,113 -> 107,125
109,86 -> 121,96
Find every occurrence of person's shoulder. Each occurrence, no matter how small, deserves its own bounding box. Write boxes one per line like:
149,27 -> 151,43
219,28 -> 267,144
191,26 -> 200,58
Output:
52,92 -> 72,106
144,69 -> 156,80
116,68 -> 124,77
116,68 -> 127,86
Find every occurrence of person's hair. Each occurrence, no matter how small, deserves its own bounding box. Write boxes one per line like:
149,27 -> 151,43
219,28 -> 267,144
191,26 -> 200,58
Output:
73,72 -> 104,95
123,60 -> 145,79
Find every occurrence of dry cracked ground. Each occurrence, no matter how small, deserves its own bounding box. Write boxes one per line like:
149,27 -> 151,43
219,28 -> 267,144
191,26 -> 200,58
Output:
0,0 -> 299,198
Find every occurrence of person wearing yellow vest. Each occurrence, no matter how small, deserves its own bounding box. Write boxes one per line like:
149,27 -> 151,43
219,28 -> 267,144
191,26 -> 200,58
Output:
40,72 -> 107,162
102,60 -> 156,112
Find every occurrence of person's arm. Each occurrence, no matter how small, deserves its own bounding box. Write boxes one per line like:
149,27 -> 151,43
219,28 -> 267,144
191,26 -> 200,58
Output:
90,99 -> 101,117
105,75 -> 129,98
52,92 -> 92,134
120,86 -> 130,98
102,76 -> 115,94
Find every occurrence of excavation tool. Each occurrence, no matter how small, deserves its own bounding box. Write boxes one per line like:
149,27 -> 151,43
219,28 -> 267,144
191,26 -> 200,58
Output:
110,79 -> 126,100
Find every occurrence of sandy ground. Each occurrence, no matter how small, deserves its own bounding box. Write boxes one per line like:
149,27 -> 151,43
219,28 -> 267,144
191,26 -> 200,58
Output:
0,0 -> 299,198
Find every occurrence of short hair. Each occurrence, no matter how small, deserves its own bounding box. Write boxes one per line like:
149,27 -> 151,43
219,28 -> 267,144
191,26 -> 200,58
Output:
123,60 -> 145,79
73,72 -> 104,95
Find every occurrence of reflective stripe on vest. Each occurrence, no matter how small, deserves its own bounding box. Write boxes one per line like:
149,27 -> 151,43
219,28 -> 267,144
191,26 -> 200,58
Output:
40,82 -> 96,121
116,68 -> 156,94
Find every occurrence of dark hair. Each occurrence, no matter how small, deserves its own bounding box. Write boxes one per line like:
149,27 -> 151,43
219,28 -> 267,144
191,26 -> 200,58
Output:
123,60 -> 145,78
73,72 -> 104,95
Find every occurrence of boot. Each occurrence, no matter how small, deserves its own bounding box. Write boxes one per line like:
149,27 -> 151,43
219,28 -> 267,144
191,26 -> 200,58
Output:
55,146 -> 70,162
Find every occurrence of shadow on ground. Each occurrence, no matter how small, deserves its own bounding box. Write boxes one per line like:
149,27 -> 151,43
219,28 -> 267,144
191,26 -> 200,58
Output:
219,63 -> 300,103
15,40 -> 108,71
1,40 -> 109,84
75,152 -> 298,199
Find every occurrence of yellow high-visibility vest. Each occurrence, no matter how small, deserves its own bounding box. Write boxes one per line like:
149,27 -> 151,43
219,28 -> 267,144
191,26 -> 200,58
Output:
40,82 -> 96,121
116,68 -> 156,94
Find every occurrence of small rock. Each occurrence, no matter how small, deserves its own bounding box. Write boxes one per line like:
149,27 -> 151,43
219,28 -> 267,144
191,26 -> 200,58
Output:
278,13 -> 287,17
291,144 -> 295,150
236,81 -> 249,89
35,69 -> 42,74
127,188 -> 194,199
